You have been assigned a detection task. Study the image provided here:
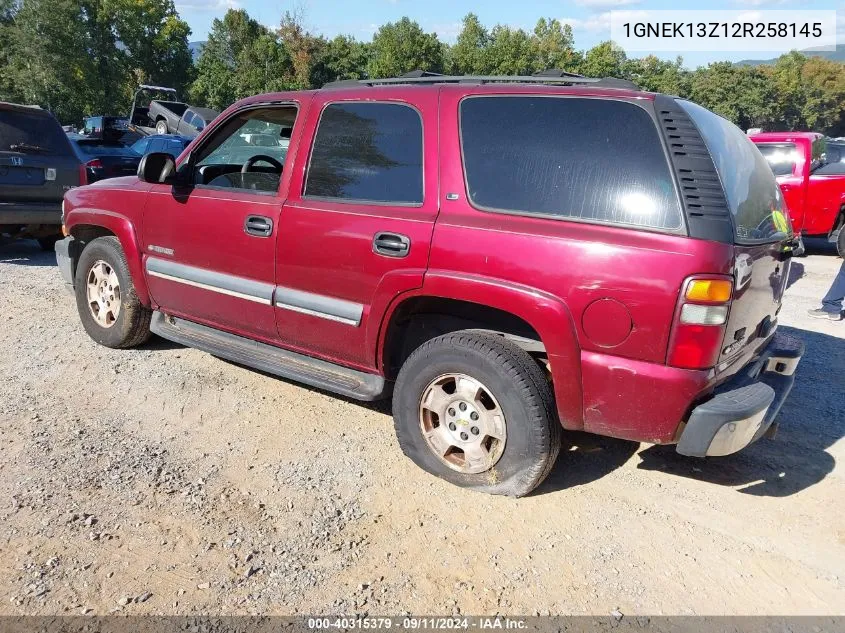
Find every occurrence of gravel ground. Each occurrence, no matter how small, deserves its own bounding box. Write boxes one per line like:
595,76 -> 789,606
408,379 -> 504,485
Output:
0,237 -> 843,616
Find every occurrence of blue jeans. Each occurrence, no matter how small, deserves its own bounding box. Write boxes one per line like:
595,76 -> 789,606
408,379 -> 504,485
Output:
822,259 -> 845,314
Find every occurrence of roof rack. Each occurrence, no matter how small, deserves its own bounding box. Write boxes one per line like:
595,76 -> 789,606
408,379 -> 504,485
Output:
323,70 -> 638,90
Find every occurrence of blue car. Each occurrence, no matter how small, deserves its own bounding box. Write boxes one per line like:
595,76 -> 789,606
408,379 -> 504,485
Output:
130,134 -> 191,158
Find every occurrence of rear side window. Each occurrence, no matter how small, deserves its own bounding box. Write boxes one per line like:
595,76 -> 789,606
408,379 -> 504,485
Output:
305,102 -> 423,204
0,108 -> 72,155
756,143 -> 798,177
679,100 -> 788,243
459,96 -> 683,231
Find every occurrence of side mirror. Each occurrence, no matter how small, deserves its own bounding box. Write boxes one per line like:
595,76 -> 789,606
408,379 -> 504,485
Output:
137,152 -> 177,184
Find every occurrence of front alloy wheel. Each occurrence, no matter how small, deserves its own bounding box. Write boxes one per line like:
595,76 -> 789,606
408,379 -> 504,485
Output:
85,260 -> 121,328
74,236 -> 152,348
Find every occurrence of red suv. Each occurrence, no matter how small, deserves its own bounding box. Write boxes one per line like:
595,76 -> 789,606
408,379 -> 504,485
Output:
56,74 -> 804,496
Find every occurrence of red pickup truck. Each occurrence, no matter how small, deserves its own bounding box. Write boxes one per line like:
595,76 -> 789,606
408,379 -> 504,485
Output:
750,132 -> 845,256
55,75 -> 803,496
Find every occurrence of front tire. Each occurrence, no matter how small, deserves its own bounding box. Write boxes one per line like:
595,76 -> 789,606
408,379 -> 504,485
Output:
74,236 -> 152,348
392,331 -> 561,497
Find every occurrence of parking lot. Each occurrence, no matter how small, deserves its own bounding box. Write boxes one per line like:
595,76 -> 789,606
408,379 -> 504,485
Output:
0,238 -> 843,616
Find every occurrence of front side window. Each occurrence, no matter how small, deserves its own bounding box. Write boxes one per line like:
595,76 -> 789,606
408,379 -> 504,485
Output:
755,143 -> 798,177
191,106 -> 297,194
679,100 -> 788,243
304,102 -> 423,204
460,96 -> 683,231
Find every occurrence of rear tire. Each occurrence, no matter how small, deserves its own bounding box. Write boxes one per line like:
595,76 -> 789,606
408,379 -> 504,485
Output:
392,331 -> 561,497
74,236 -> 152,348
155,120 -> 168,135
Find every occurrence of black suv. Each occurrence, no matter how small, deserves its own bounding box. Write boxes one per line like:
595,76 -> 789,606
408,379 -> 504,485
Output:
1,102 -> 81,248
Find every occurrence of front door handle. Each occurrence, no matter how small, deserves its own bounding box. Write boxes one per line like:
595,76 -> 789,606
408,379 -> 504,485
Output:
244,215 -> 273,237
373,232 -> 410,258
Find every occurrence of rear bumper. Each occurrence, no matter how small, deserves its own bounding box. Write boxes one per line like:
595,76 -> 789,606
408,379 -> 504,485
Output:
0,201 -> 62,225
676,330 -> 804,457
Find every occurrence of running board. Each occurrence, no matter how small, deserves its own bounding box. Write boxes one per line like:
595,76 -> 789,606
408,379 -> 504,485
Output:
150,312 -> 388,401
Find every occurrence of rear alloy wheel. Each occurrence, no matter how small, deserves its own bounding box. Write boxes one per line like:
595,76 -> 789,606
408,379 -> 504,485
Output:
419,373 -> 507,474
74,236 -> 152,348
393,330 -> 561,497
155,120 -> 168,135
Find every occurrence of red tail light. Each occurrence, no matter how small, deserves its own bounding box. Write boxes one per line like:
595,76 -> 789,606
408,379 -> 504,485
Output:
667,276 -> 733,370
78,163 -> 88,186
85,158 -> 103,169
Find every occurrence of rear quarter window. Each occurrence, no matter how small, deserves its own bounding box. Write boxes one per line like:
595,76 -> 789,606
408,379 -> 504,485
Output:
678,100 -> 788,244
459,96 -> 683,231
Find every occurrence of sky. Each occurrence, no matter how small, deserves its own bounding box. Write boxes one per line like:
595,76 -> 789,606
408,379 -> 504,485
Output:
174,0 -> 842,68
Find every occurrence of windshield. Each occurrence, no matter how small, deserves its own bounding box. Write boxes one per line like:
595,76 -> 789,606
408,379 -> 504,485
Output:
679,100 -> 790,244
755,143 -> 798,177
0,108 -> 72,154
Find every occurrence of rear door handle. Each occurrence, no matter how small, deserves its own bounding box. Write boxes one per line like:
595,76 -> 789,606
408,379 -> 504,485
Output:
373,232 -> 410,258
244,215 -> 273,237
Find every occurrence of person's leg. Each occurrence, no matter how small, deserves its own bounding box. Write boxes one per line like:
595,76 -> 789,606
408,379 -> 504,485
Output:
821,259 -> 845,314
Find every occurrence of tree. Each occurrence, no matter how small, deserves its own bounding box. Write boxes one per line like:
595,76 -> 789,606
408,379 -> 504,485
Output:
690,62 -> 776,130
765,51 -> 806,130
277,10 -> 328,89
801,57 -> 845,135
236,32 -> 293,97
0,0 -> 22,102
190,9 -> 271,109
318,35 -> 370,81
531,18 -> 579,73
581,41 -> 627,78
5,0 -> 104,123
625,55 -> 689,95
108,0 -> 193,95
449,13 -> 490,75
368,17 -> 444,78
485,26 -> 534,75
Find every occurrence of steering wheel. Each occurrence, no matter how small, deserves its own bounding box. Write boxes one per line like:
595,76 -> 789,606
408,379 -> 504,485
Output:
242,155 -> 283,173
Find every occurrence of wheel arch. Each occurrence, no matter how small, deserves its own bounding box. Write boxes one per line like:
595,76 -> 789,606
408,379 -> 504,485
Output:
375,272 -> 584,429
67,212 -> 150,305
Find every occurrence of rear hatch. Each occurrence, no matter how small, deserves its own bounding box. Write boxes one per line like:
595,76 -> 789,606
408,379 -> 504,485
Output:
678,100 -> 791,369
0,105 -> 80,203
